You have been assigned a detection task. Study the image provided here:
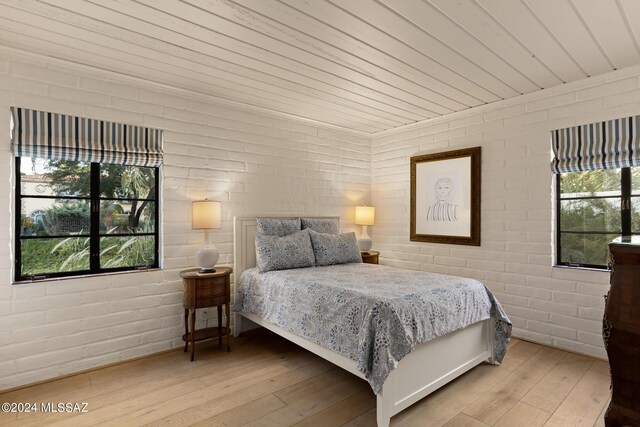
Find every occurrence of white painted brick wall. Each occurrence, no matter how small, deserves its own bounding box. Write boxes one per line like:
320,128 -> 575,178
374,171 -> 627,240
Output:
372,68 -> 640,360
3,45 -> 638,390
0,50 -> 371,390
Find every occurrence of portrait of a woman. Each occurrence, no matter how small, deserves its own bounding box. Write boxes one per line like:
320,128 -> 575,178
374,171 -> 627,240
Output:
426,177 -> 457,222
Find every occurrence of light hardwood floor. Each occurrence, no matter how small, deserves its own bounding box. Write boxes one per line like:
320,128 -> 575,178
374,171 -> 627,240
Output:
0,329 -> 611,426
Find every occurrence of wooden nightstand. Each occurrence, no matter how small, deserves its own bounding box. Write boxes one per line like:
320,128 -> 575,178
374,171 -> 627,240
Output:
180,267 -> 232,361
361,251 -> 379,264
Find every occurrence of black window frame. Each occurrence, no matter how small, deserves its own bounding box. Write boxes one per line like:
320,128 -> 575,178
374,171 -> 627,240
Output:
556,167 -> 637,269
15,158 -> 160,282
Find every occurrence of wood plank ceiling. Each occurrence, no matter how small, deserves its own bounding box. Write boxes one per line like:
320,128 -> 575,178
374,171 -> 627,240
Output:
1,0 -> 639,133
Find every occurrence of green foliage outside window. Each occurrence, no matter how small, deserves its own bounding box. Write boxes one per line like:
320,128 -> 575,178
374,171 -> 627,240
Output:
17,158 -> 158,280
558,168 -> 640,267
45,160 -> 156,230
41,201 -> 91,235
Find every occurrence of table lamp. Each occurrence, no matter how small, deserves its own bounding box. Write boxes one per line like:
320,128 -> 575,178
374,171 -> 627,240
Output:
192,199 -> 221,272
355,205 -> 375,253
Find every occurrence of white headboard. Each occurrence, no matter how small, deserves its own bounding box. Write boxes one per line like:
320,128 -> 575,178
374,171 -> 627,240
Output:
233,216 -> 340,276
232,215 -> 339,334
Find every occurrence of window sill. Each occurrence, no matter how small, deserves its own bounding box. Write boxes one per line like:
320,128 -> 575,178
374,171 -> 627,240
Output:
552,264 -> 610,273
12,267 -> 162,285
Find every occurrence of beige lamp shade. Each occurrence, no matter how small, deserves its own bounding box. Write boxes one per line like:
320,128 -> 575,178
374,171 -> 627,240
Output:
355,206 -> 375,226
192,199 -> 221,229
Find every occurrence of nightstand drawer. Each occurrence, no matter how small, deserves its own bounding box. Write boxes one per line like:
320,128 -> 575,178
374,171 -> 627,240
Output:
196,280 -> 226,297
197,295 -> 227,308
182,277 -> 228,308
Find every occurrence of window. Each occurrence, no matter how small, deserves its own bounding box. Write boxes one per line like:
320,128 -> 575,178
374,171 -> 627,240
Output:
15,157 -> 159,281
557,167 -> 640,268
10,106 -> 163,282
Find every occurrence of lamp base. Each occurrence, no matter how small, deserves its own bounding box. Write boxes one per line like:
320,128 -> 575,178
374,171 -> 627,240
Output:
358,225 -> 373,252
358,237 -> 373,252
196,246 -> 220,272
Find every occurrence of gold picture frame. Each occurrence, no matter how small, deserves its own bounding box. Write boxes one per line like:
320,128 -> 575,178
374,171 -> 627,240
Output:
410,147 -> 481,246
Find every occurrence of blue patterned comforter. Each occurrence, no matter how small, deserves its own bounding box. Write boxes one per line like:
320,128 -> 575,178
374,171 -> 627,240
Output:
235,263 -> 511,393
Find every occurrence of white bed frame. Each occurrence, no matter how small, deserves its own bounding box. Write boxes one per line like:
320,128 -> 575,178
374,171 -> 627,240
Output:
233,216 -> 495,427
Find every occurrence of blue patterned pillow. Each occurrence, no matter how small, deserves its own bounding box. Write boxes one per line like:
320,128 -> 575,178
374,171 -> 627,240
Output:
308,229 -> 362,266
301,217 -> 339,235
255,229 -> 315,273
256,218 -> 301,237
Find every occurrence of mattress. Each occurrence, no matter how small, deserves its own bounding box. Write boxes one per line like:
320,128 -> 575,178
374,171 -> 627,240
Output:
234,262 -> 511,392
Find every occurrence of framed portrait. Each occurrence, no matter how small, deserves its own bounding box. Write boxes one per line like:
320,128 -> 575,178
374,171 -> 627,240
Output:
410,147 -> 481,246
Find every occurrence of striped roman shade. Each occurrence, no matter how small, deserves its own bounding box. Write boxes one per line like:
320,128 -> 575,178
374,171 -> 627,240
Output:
10,107 -> 163,167
551,115 -> 640,173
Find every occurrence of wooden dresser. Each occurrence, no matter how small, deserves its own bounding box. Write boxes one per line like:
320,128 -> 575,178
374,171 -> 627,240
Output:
604,237 -> 640,426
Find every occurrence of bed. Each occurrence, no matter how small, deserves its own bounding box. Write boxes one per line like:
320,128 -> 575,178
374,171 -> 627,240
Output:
232,216 -> 510,427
